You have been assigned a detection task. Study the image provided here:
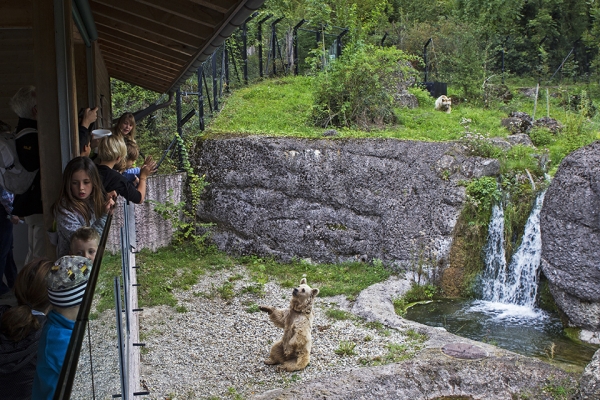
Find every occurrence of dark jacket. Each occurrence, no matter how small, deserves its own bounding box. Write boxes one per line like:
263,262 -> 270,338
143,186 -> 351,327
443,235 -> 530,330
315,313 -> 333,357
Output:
97,164 -> 142,204
12,118 -> 42,217
0,305 -> 46,400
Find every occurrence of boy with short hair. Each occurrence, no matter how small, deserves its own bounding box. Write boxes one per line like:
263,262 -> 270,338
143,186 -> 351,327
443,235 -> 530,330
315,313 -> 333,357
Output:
70,226 -> 100,262
79,126 -> 92,157
31,255 -> 93,400
122,139 -> 140,184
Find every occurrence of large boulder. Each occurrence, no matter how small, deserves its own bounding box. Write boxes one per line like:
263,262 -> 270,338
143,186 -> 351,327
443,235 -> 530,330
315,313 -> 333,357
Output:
194,137 -> 499,267
580,349 -> 600,399
540,141 -> 600,343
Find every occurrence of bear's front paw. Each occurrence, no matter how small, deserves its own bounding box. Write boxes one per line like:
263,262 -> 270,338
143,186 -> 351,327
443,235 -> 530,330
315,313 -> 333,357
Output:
259,305 -> 273,314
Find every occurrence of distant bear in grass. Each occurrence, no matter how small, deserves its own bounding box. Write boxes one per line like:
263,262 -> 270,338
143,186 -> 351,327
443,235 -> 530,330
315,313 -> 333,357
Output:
435,95 -> 452,113
259,278 -> 319,372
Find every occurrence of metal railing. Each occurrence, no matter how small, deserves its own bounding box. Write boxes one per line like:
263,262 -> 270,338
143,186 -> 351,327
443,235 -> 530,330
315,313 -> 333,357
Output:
54,201 -> 146,399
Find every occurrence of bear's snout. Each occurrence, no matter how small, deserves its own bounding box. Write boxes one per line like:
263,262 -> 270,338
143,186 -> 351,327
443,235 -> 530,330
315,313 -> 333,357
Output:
292,288 -> 298,296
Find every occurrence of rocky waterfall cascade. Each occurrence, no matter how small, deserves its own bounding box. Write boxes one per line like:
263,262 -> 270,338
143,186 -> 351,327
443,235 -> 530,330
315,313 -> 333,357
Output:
480,191 -> 547,307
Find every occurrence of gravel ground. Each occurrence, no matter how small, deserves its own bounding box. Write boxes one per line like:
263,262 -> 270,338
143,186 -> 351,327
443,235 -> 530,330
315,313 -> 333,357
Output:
71,267 -> 418,399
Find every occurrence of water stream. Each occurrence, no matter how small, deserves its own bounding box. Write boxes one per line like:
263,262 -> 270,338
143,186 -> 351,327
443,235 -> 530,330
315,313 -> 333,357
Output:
405,191 -> 597,367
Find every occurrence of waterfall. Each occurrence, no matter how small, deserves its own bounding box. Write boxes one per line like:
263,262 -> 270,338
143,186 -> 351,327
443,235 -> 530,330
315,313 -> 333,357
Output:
480,191 -> 546,307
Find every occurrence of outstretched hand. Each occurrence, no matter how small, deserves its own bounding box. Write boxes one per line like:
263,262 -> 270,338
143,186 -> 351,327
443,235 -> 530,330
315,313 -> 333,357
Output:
104,190 -> 117,215
140,155 -> 158,178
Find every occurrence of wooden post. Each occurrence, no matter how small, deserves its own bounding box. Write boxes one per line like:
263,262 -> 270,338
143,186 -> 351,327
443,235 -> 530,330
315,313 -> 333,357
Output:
546,88 -> 550,118
32,0 -> 78,258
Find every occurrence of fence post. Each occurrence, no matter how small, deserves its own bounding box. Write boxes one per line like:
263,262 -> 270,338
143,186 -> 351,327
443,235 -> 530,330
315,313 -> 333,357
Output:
176,88 -> 184,169
293,19 -> 305,76
224,44 -> 229,93
336,28 -> 348,58
212,52 -> 219,111
242,12 -> 258,84
197,66 -> 205,130
258,14 -> 272,78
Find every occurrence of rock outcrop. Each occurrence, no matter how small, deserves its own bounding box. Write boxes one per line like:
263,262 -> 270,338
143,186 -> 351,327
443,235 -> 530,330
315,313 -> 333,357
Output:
580,349 -> 600,399
194,137 -> 499,267
540,141 -> 600,343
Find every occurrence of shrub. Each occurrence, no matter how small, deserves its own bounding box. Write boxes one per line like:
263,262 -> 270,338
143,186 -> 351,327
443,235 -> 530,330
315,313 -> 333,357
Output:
312,44 -> 419,129
465,176 -> 501,213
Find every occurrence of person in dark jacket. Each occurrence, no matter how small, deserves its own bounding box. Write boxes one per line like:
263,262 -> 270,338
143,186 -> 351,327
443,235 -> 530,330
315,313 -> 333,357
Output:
0,259 -> 52,400
9,86 -> 44,263
96,134 -> 156,204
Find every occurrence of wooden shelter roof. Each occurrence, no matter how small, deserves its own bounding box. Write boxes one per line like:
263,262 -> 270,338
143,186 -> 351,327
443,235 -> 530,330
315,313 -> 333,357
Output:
0,0 -> 264,94
89,0 -> 264,93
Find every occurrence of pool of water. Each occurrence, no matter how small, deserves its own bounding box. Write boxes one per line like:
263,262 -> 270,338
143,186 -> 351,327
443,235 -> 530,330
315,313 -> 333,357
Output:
404,299 -> 598,367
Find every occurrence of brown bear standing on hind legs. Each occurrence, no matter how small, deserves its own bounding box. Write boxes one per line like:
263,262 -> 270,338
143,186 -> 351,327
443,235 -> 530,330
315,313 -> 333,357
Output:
259,278 -> 320,372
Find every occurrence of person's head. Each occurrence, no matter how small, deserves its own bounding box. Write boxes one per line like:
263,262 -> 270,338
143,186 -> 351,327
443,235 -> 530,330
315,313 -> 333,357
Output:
79,127 -> 92,157
54,156 -> 105,224
98,134 -> 127,169
125,139 -> 139,169
114,113 -> 136,140
9,86 -> 37,120
46,256 -> 93,316
0,259 -> 52,342
70,227 -> 100,262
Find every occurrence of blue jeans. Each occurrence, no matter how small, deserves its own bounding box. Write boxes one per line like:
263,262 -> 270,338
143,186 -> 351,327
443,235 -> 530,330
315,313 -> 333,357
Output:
0,206 -> 17,295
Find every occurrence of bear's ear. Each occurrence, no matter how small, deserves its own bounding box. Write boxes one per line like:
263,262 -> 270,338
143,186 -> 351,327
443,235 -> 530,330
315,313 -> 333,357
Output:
300,278 -> 307,285
311,287 -> 319,297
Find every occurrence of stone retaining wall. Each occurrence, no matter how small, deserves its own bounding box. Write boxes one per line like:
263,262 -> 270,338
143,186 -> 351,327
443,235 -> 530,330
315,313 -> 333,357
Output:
194,136 -> 499,268
105,172 -> 185,253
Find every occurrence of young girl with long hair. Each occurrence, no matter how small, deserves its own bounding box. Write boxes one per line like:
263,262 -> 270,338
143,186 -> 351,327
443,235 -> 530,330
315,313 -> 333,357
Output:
53,157 -> 115,257
112,112 -> 136,142
0,259 -> 52,400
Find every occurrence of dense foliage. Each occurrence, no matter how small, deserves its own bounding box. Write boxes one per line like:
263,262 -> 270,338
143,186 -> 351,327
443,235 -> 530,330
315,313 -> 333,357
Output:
263,0 -> 600,100
312,44 -> 418,128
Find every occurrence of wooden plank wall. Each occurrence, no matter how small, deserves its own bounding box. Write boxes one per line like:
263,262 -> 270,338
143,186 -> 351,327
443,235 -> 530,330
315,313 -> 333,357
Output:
0,28 -> 35,129
94,42 -> 112,129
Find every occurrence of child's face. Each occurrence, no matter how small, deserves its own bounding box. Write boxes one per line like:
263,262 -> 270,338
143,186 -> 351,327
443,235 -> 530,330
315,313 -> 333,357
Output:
119,120 -> 133,136
126,159 -> 134,169
71,238 -> 98,261
70,170 -> 93,201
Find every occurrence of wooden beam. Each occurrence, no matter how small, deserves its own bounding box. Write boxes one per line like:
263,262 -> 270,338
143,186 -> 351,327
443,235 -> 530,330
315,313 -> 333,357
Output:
33,0 -> 76,258
187,0 -> 237,14
0,49 -> 34,62
135,0 -> 222,27
98,36 -> 188,66
90,0 -> 212,40
99,44 -> 181,74
92,0 -> 212,42
94,15 -> 197,55
104,60 -> 174,88
102,54 -> 177,81
95,25 -> 194,59
0,0 -> 32,27
109,71 -> 166,93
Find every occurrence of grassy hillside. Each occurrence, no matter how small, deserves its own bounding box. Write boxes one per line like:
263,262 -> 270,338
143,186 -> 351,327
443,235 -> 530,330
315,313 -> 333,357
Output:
209,75 -> 510,140
208,76 -> 599,172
